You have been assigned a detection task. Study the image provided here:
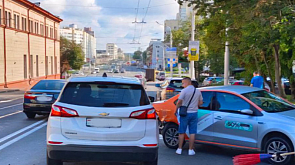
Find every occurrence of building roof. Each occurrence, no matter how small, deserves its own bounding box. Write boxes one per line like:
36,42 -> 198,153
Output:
68,76 -> 141,85
17,0 -> 63,22
200,86 -> 263,94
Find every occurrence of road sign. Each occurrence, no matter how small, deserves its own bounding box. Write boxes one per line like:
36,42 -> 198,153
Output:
166,47 -> 177,59
188,41 -> 200,61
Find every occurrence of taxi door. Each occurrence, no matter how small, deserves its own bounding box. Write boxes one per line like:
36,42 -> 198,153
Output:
211,92 -> 259,149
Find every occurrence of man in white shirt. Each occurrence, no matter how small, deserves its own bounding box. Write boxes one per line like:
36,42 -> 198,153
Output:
175,77 -> 203,156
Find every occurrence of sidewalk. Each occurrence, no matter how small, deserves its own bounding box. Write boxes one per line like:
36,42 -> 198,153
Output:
0,89 -> 20,94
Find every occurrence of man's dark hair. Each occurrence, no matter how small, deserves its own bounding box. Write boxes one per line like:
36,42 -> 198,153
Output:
102,73 -> 107,77
182,77 -> 191,82
253,71 -> 258,75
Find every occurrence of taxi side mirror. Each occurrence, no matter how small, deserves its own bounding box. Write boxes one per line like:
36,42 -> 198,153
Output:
240,109 -> 253,115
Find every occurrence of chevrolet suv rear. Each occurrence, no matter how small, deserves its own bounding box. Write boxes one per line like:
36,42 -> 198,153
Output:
47,77 -> 158,165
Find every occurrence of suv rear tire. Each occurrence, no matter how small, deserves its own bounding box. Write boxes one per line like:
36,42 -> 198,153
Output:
47,155 -> 63,165
24,112 -> 36,119
264,136 -> 294,165
162,124 -> 185,149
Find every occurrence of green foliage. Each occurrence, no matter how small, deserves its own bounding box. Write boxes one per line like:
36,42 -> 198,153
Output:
133,50 -> 142,60
60,37 -> 85,70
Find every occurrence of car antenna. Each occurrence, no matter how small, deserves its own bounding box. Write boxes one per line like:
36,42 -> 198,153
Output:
102,73 -> 107,77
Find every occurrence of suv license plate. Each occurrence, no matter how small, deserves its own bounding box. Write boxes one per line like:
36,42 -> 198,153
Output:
86,118 -> 122,128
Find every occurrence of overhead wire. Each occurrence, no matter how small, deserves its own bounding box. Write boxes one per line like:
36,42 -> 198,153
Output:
138,0 -> 152,44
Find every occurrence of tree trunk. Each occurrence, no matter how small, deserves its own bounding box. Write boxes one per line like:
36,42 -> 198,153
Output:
262,50 -> 275,92
273,44 -> 286,98
253,53 -> 261,74
291,81 -> 295,100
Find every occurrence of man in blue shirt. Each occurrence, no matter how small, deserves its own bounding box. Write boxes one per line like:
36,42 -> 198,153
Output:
250,71 -> 264,89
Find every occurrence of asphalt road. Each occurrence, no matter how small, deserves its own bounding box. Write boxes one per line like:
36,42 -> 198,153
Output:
0,67 -> 269,165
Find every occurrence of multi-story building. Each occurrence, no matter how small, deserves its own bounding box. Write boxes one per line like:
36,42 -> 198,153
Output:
148,40 -> 165,70
164,19 -> 179,42
0,0 -> 62,89
117,48 -> 124,60
60,24 -> 96,62
106,43 -> 118,59
179,1 -> 192,22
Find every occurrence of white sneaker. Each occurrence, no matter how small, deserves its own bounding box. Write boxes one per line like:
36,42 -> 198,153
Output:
176,148 -> 182,155
188,149 -> 195,156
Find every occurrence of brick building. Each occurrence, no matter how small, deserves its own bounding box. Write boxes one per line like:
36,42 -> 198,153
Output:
0,0 -> 62,89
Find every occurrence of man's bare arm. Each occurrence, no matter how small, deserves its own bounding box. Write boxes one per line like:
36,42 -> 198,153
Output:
175,100 -> 183,113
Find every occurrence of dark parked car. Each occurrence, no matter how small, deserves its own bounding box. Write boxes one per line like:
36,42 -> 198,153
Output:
156,78 -> 199,100
23,80 -> 66,119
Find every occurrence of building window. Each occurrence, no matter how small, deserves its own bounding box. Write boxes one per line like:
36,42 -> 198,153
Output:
46,26 -> 49,37
17,15 -> 20,29
36,55 -> 39,77
45,56 -> 48,76
40,24 -> 44,35
13,14 -> 19,29
51,56 -> 53,75
22,17 -> 27,31
5,11 -> 11,27
24,55 -> 27,79
29,20 -> 33,33
14,14 -> 16,28
30,55 -> 33,77
50,28 -> 53,38
54,29 -> 57,39
35,22 -> 39,34
55,57 -> 57,74
0,9 -> 2,25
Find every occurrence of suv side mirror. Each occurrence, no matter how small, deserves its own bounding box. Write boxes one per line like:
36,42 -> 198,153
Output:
149,96 -> 155,102
155,84 -> 161,87
240,109 -> 253,115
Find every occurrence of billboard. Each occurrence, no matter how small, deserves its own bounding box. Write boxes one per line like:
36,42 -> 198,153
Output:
188,41 -> 200,61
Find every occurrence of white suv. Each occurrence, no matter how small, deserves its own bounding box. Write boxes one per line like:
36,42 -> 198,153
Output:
47,77 -> 159,165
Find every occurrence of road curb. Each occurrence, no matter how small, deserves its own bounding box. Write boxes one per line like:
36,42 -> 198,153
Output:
0,89 -> 20,94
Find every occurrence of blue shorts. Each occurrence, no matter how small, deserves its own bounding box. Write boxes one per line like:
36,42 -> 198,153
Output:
179,113 -> 198,134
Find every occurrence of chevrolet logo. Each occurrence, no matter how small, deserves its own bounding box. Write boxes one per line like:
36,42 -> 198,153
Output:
99,113 -> 110,116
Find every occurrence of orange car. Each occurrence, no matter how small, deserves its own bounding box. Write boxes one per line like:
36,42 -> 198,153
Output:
152,85 -> 295,162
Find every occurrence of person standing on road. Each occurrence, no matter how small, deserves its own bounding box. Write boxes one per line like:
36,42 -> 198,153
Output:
250,71 -> 264,89
175,77 -> 203,156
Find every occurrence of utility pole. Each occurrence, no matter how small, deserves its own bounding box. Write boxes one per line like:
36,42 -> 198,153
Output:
190,8 -> 196,80
170,31 -> 173,78
224,12 -> 229,85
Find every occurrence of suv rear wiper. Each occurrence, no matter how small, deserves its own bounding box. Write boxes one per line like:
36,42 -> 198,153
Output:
103,103 -> 130,107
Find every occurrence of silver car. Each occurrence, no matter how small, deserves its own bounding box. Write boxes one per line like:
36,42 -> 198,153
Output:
159,86 -> 295,165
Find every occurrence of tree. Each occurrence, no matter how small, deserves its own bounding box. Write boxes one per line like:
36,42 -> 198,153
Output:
60,37 -> 85,71
133,50 -> 142,60
142,51 -> 147,64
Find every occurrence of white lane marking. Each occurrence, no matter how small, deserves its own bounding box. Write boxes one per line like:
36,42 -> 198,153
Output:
0,103 -> 23,110
0,111 -> 22,119
0,122 -> 47,151
0,97 -> 23,103
159,135 -> 163,140
0,119 -> 46,144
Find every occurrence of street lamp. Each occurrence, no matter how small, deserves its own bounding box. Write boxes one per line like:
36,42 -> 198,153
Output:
156,21 -> 173,77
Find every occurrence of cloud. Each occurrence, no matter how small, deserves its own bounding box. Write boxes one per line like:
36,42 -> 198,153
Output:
30,0 -> 179,53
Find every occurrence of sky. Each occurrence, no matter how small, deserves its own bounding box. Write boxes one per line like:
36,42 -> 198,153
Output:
30,0 -> 180,53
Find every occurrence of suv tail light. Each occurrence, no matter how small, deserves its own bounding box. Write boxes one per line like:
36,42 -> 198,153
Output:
166,87 -> 175,92
51,105 -> 79,117
129,108 -> 156,119
24,92 -> 37,99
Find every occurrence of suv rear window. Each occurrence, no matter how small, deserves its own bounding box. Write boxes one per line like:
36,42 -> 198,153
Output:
31,80 -> 65,90
59,82 -> 150,107
169,80 -> 183,88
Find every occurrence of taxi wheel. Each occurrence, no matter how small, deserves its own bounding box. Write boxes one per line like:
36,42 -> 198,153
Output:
47,155 -> 63,165
264,137 -> 294,165
162,124 -> 185,149
25,112 -> 36,119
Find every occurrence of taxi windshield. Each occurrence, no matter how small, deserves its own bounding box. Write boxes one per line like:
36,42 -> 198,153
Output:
243,91 -> 295,113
